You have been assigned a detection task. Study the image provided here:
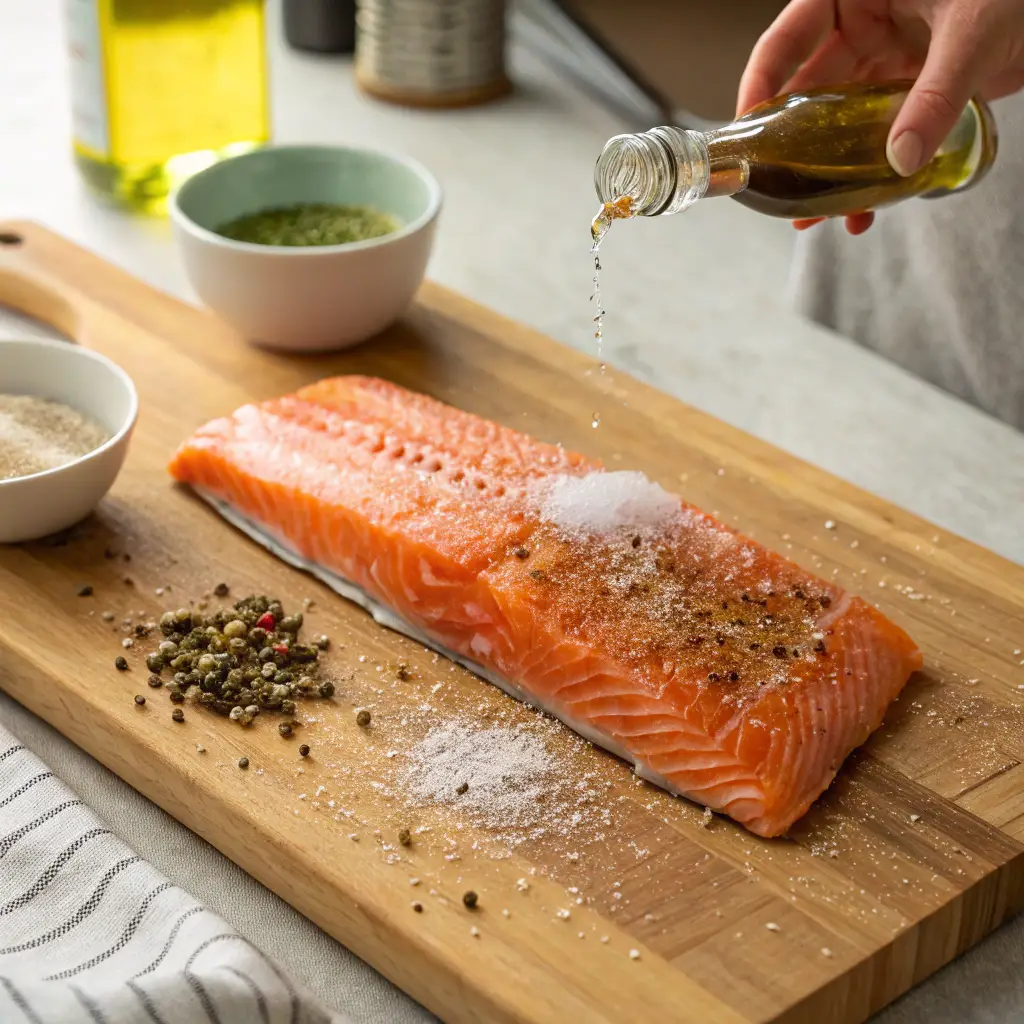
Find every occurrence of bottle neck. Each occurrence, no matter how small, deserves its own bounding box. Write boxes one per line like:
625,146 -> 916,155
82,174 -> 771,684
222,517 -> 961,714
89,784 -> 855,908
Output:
594,126 -> 748,217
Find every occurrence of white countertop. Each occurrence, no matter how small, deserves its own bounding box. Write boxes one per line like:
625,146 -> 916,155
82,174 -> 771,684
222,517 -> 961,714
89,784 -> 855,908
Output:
2,2 -> 1023,1022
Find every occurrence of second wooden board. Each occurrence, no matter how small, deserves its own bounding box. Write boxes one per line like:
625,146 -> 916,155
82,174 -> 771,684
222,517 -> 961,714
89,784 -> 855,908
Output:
1,222 -> 1023,1024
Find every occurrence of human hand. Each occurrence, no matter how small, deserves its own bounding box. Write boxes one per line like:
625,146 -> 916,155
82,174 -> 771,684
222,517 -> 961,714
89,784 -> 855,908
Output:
736,0 -> 1024,234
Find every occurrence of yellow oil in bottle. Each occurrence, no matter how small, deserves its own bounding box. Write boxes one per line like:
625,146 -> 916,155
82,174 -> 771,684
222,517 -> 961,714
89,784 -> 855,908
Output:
65,0 -> 269,212
594,81 -> 998,222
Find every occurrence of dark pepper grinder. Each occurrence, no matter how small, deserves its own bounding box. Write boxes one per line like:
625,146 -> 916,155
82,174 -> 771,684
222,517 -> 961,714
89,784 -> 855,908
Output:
283,0 -> 356,54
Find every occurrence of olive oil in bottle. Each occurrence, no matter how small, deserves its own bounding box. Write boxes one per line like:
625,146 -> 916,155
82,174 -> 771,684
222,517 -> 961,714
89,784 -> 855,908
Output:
593,81 -> 997,222
64,0 -> 269,211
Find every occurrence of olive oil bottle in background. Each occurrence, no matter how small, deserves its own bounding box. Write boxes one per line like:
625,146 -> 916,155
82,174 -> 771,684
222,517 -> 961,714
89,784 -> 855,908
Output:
64,0 -> 269,211
593,81 -> 997,223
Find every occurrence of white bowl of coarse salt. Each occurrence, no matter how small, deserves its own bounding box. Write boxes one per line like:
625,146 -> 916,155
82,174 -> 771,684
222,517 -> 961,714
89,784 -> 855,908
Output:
0,338 -> 138,543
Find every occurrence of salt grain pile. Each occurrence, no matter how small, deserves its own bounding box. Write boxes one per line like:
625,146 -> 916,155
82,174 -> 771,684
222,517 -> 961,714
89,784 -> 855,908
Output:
400,722 -> 615,848
539,471 -> 680,537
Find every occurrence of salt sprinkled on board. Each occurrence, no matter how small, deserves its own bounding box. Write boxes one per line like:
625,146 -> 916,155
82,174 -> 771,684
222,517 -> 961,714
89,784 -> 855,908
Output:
400,724 -> 554,827
539,471 -> 679,537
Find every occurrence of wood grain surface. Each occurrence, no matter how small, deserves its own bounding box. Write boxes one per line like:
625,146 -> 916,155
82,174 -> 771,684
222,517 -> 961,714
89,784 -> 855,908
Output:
1,221 -> 1023,1024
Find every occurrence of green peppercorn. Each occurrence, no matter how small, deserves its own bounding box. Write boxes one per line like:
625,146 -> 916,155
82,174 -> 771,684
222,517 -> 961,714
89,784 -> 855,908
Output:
279,614 -> 302,633
146,653 -> 164,673
281,699 -> 296,715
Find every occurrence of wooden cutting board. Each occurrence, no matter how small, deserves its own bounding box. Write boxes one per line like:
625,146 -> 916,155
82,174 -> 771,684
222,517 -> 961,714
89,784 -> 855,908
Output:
1,221 -> 1023,1024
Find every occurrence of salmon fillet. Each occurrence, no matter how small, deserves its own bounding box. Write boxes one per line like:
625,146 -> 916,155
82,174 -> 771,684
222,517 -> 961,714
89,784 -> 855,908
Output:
168,376 -> 922,837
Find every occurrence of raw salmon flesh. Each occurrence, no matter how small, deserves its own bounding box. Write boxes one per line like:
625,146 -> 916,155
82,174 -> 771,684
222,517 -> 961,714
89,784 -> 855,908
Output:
169,376 -> 922,837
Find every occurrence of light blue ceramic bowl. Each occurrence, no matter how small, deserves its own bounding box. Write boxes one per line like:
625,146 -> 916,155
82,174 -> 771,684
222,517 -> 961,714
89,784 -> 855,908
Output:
170,144 -> 442,352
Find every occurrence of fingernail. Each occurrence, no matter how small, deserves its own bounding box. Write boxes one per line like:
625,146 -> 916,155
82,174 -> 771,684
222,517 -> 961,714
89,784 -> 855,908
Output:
887,130 -> 923,177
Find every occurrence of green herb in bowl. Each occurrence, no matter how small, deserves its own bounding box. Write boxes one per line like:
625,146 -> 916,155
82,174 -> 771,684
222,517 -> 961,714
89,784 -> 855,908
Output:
215,203 -> 401,247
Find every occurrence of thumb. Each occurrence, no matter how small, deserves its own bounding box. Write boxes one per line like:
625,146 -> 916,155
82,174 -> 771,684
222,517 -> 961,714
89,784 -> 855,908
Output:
886,16 -> 987,177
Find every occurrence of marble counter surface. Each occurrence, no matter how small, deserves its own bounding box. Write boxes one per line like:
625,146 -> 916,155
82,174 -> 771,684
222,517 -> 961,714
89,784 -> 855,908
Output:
1,2 -> 1022,1022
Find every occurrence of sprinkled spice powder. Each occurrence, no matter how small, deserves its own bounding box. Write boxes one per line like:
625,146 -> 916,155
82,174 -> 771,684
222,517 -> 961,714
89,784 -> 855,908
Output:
215,203 -> 401,247
0,394 -> 109,481
401,724 -> 555,828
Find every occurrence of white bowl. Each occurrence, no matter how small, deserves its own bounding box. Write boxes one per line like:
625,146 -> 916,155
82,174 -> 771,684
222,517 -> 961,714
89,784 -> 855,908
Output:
0,339 -> 138,543
169,144 -> 442,352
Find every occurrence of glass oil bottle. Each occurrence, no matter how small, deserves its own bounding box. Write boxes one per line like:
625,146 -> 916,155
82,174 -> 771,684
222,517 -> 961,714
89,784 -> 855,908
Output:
593,81 -> 997,224
64,0 -> 270,212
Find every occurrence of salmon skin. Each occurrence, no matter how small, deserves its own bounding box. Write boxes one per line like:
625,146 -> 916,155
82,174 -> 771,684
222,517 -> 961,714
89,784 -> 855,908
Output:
169,376 -> 922,837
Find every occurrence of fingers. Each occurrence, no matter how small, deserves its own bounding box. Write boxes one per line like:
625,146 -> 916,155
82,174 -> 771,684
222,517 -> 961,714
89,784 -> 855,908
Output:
845,212 -> 875,234
886,10 -> 989,176
782,31 -> 859,94
791,212 -> 874,234
737,0 -> 837,114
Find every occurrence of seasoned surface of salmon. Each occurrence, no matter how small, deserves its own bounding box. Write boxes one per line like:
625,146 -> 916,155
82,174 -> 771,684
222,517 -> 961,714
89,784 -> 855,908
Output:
169,376 -> 922,837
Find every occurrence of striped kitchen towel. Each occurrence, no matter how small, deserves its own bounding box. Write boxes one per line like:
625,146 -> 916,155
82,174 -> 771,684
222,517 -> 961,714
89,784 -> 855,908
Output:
0,728 -> 339,1024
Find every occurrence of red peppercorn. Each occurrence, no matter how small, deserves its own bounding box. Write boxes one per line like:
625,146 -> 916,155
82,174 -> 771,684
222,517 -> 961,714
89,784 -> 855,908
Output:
272,643 -> 290,655
255,612 -> 276,631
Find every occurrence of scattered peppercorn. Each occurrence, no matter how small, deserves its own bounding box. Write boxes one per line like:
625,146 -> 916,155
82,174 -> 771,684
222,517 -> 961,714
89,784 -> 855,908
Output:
171,708 -> 185,722
728,671 -> 739,682
396,664 -> 411,681
169,689 -> 185,703
356,709 -> 371,728
147,674 -> 163,688
104,547 -> 116,559
455,781 -> 469,795
514,547 -> 530,559
77,584 -> 93,597
278,722 -> 293,738
463,891 -> 479,910
115,656 -> 129,671
238,757 -> 249,770
398,828 -> 412,847
214,582 -> 230,597
772,645 -> 788,659
707,672 -> 720,682
295,744 -> 309,758
412,902 -> 423,913
134,694 -> 146,706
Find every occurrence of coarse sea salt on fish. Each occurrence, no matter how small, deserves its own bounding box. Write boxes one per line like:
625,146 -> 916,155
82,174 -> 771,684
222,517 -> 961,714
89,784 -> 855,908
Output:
539,470 -> 680,537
